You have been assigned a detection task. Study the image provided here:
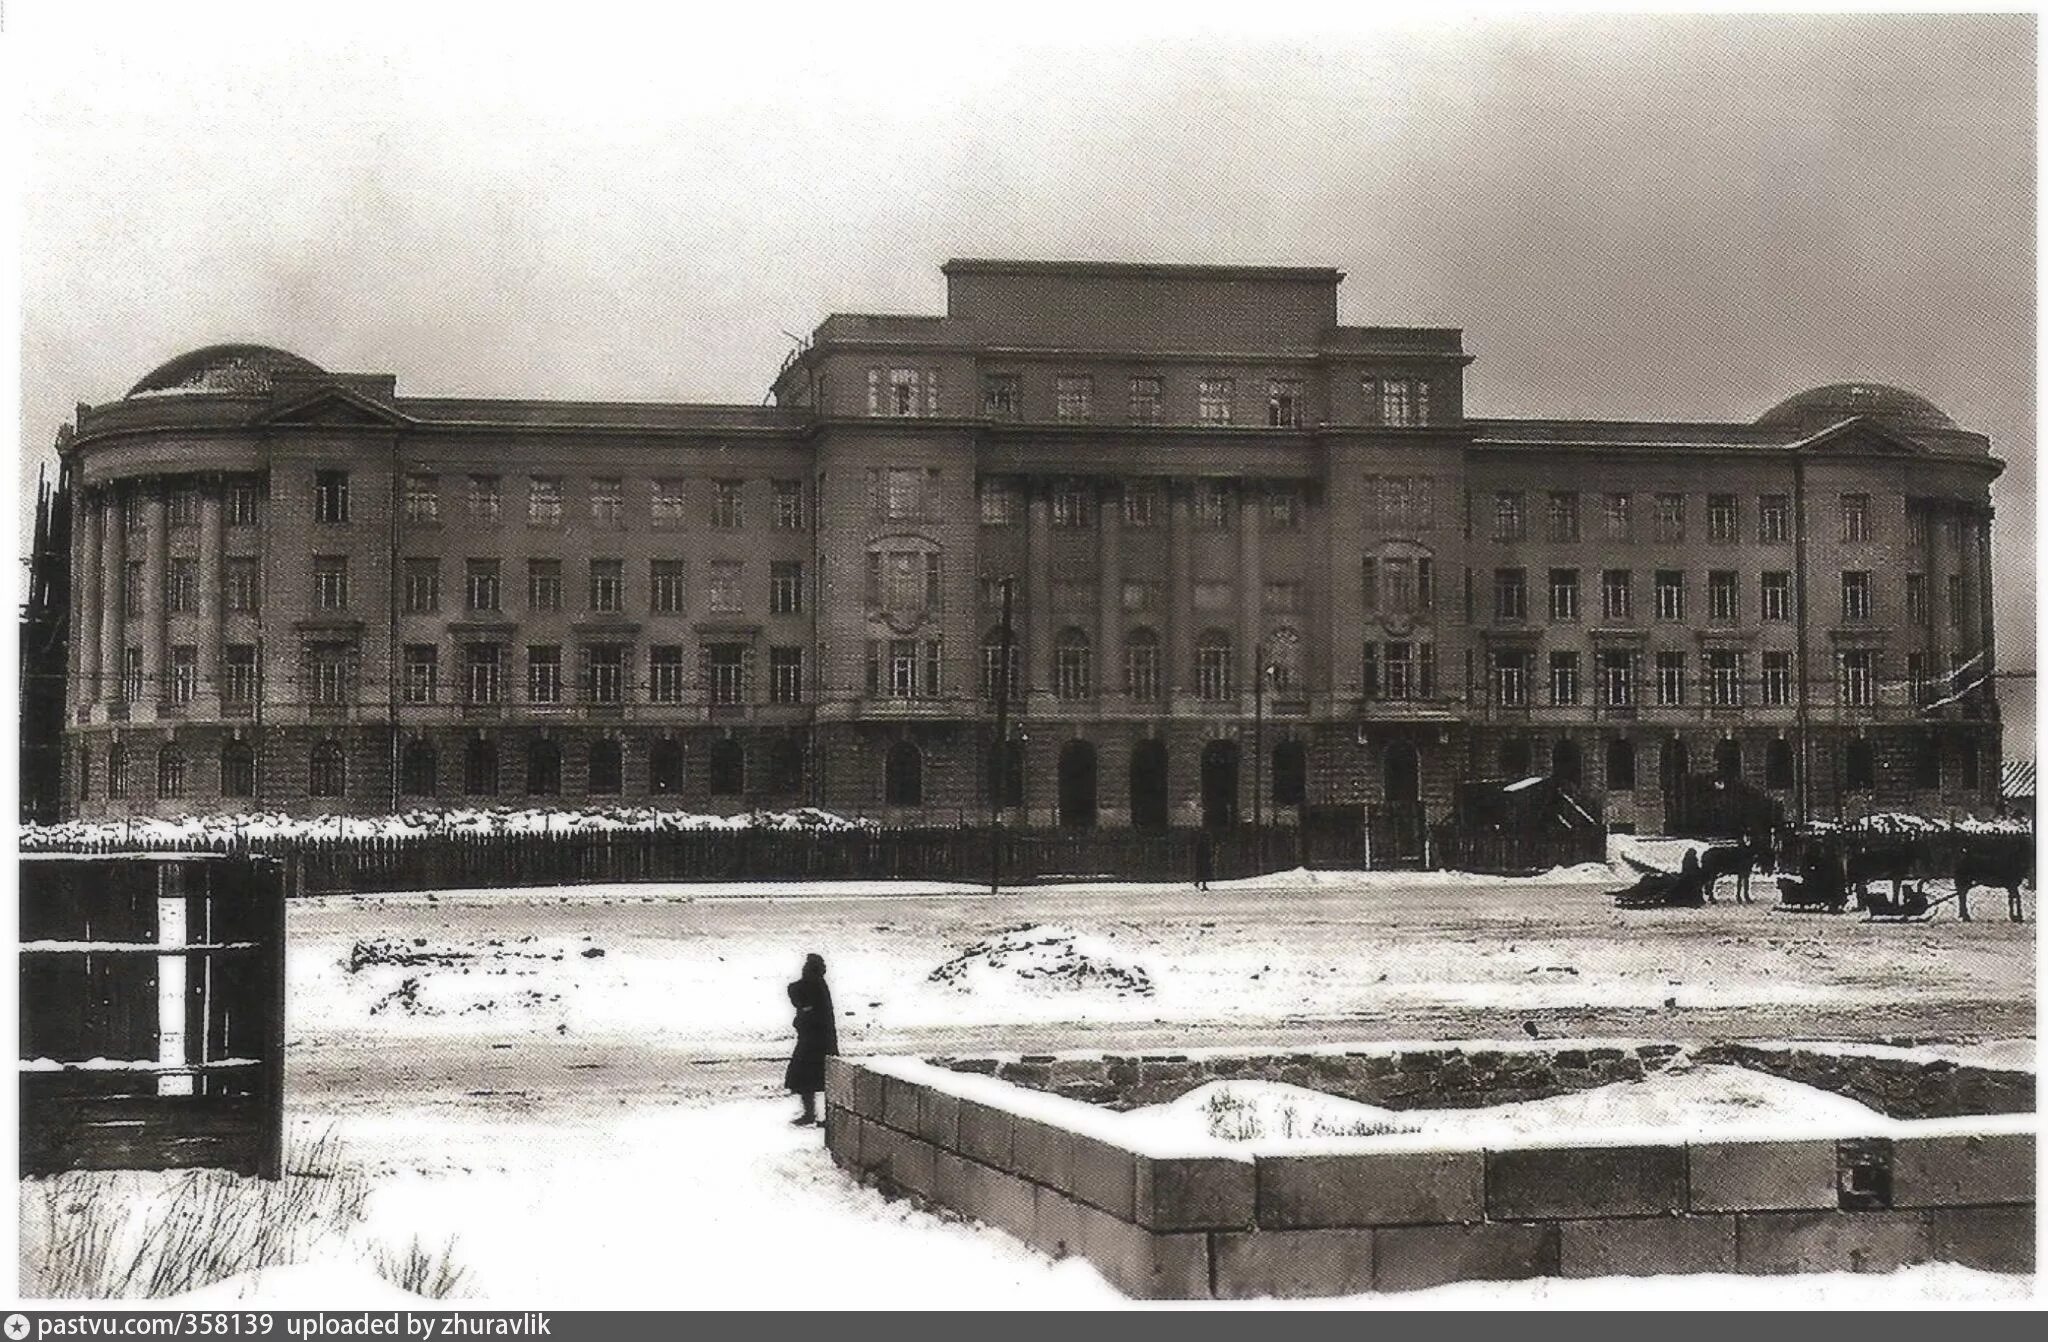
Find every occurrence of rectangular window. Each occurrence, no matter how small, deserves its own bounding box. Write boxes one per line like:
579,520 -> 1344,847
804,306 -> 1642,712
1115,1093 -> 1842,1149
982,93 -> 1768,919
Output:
1947,575 -> 1964,630
467,474 -> 501,522
1197,377 -> 1234,424
709,560 -> 744,613
1598,650 -> 1635,707
1841,571 -> 1872,622
1708,570 -> 1738,622
1493,568 -> 1527,622
589,478 -> 623,526
526,559 -> 561,612
1129,375 -> 1162,423
1194,581 -> 1233,612
1546,492 -> 1580,542
1707,649 -> 1743,707
166,558 -> 197,614
1194,482 -> 1232,530
1907,652 -> 1930,705
307,643 -> 350,705
1652,493 -> 1685,543
982,638 -> 1021,701
979,478 -> 1016,526
770,561 -> 804,615
650,560 -> 686,614
1124,637 -> 1160,701
698,643 -> 744,706
1055,374 -> 1094,420
709,480 -> 744,529
1121,483 -> 1160,528
773,480 -> 804,530
1363,475 -> 1435,532
1841,493 -> 1871,543
1905,572 -> 1928,626
1122,582 -> 1161,612
1654,570 -> 1685,622
1051,480 -> 1093,528
1655,651 -> 1687,706
466,559 -> 501,613
1840,649 -> 1875,707
1264,581 -> 1305,613
1264,486 -> 1302,530
402,644 -> 438,705
983,373 -> 1019,419
314,470 -> 350,524
1267,379 -> 1304,428
1762,651 -> 1794,707
1368,377 -> 1428,427
1761,572 -> 1792,622
167,646 -> 197,705
868,367 -> 939,417
404,474 -> 440,524
226,478 -> 260,527
649,646 -> 686,704
769,647 -> 804,705
1908,507 -> 1930,547
1197,641 -> 1234,701
1759,494 -> 1790,543
1492,651 -> 1531,707
222,645 -> 258,705
403,559 -> 440,614
313,556 -> 348,611
1383,642 -> 1417,699
588,559 -> 624,613
583,644 -> 626,704
1549,651 -> 1581,706
1548,568 -> 1580,622
124,561 -> 143,618
1493,491 -> 1525,542
467,643 -> 505,705
651,479 -> 687,528
122,647 -> 144,702
1601,569 -> 1632,622
528,476 -> 562,527
1602,492 -> 1632,541
168,487 -> 201,529
1707,494 -> 1738,543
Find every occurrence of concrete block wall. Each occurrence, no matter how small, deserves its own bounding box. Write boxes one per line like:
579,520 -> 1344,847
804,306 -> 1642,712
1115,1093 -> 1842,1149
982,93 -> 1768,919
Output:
826,1053 -> 2034,1299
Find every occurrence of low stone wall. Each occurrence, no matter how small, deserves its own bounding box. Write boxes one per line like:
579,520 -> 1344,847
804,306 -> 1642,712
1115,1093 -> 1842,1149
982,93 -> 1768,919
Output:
1693,1044 -> 2035,1119
825,1049 -> 2035,1299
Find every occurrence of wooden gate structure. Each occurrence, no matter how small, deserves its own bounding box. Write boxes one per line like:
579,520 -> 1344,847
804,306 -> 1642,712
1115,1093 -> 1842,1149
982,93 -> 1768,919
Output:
19,853 -> 286,1178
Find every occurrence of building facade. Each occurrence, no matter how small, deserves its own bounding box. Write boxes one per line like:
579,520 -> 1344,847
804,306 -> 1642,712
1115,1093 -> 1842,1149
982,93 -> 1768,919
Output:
55,260 -> 2004,830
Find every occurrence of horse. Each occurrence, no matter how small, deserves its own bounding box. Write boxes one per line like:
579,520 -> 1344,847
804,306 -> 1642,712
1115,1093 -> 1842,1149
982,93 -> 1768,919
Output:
1954,842 -> 2032,923
1700,839 -> 1767,905
1845,838 -> 1926,915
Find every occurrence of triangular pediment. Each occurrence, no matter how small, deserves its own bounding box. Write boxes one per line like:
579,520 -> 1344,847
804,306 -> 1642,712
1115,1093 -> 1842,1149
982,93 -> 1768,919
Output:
251,385 -> 412,429
1785,415 -> 1931,458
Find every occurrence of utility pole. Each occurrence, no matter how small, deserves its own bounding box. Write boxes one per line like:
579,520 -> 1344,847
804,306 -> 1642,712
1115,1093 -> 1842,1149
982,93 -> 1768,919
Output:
990,577 -> 1014,894
1253,640 -> 1266,837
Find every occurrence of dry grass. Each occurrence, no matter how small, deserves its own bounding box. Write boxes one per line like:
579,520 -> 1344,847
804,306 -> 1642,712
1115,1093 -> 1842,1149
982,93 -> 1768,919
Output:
377,1237 -> 470,1300
1202,1087 -> 1414,1141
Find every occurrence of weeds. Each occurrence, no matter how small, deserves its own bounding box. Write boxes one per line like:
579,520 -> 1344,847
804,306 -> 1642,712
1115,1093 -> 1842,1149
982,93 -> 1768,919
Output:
1201,1087 -> 1414,1141
377,1238 -> 470,1300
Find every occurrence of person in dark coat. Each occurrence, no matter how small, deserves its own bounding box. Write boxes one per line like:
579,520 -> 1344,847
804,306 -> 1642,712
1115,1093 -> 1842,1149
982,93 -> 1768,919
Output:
1193,829 -> 1215,892
784,953 -> 838,1126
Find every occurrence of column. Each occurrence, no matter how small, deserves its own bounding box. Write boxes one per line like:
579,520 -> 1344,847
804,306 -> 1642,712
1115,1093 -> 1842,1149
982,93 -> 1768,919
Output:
197,478 -> 225,701
100,488 -> 127,707
76,489 -> 102,714
140,484 -> 168,712
1238,479 -> 1264,697
1168,480 -> 1193,699
1097,481 -> 1122,704
1025,479 -> 1052,704
1976,506 -> 1998,683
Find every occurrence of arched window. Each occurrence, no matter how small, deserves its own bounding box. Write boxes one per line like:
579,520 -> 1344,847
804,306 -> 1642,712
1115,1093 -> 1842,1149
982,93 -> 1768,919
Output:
219,741 -> 255,799
1056,739 -> 1097,828
1551,738 -> 1582,788
979,627 -> 1020,702
1123,628 -> 1162,701
1272,738 -> 1307,807
1053,628 -> 1093,700
650,738 -> 684,796
308,739 -> 346,799
767,738 -> 804,796
526,738 -> 562,796
107,742 -> 129,799
157,744 -> 187,799
589,737 -> 622,796
1714,737 -> 1742,784
1765,738 -> 1795,790
464,737 -> 499,796
1196,630 -> 1234,701
1264,629 -> 1302,693
400,738 -> 438,797
884,740 -> 923,807
1606,737 -> 1636,792
1844,737 -> 1876,793
1129,738 -> 1169,829
709,738 -> 745,797
1499,735 -> 1532,778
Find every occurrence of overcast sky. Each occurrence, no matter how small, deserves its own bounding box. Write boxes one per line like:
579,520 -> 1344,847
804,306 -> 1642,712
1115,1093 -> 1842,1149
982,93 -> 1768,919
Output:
12,6 -> 2036,742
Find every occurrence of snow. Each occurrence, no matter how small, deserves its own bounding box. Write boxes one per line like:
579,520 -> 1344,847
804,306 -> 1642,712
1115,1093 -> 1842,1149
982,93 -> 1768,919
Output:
925,924 -> 1156,1000
20,804 -> 875,848
20,1056 -> 258,1073
166,1261 -> 435,1307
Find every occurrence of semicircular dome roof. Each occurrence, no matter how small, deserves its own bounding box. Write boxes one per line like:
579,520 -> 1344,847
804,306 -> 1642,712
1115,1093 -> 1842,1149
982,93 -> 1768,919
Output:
127,344 -> 325,398
1756,382 -> 1956,433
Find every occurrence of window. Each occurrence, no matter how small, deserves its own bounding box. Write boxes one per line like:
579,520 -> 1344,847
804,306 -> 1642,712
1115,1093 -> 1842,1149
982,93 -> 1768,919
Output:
1380,641 -> 1429,701
526,559 -> 560,612
583,644 -> 626,704
166,558 -> 197,614
167,646 -> 197,705
226,478 -> 260,527
1764,738 -> 1795,789
1912,732 -> 1942,790
1493,568 -> 1526,622
313,556 -> 348,610
649,646 -> 686,704
1197,378 -> 1234,424
467,559 -> 501,613
704,643 -> 746,706
1194,581 -> 1233,611
708,738 -> 745,796
1602,493 -> 1632,541
1265,486 -> 1301,530
1601,569 -> 1632,623
1548,569 -> 1580,622
78,744 -> 91,802
1707,494 -> 1738,543
168,487 -> 201,529
1547,492 -> 1580,542
1366,377 -> 1429,426
1707,650 -> 1743,706
589,738 -> 623,796
1598,651 -> 1635,707
1654,570 -> 1685,622
983,373 -> 1019,419
1908,506 -> 1931,547
314,470 -> 350,524
1264,581 -> 1305,613
868,551 -> 938,616
769,647 -> 804,705
1708,570 -> 1738,622
1761,572 -> 1791,622
588,559 -> 624,613
1840,650 -> 1875,707
1492,650 -> 1531,707
107,743 -> 129,798
1493,492 -> 1525,542
1194,482 -> 1232,529
979,479 -> 1017,526
1196,632 -> 1234,700
884,741 -> 923,806
1840,494 -> 1871,543
466,643 -> 504,704
1907,652 -> 1930,705
1121,483 -> 1160,528
1655,651 -> 1687,706
1549,651 -> 1581,706
651,560 -> 686,614
1906,573 -> 1928,626
1762,651 -> 1794,707
774,480 -> 804,530
1051,480 -> 1093,528
1053,629 -> 1093,700
1129,376 -> 1162,423
1266,628 -> 1303,691
404,474 -> 440,524
711,480 -> 745,529
1652,493 -> 1685,543
528,475 -> 562,527
1363,475 -> 1435,531
402,645 -> 438,704
1607,738 -> 1636,791
1961,738 -> 1981,791
1124,629 -> 1161,701
770,562 -> 804,615
1844,737 -> 1876,792
222,645 -> 258,706
868,367 -> 939,417
306,643 -> 350,705
709,561 -> 743,614
308,741 -> 346,799
652,479 -> 687,528
467,474 -> 501,522
1267,379 -> 1304,428
1759,494 -> 1790,543
1055,374 -> 1093,420
1362,558 -> 1377,613
220,741 -> 255,798
980,630 -> 1021,701
589,478 -> 623,526
873,467 -> 939,521
397,738 -> 437,798
526,739 -> 562,797
122,646 -> 144,702
1947,575 -> 1965,631
403,560 -> 439,614
220,558 -> 260,615
1841,571 -> 1872,623
870,639 -> 932,699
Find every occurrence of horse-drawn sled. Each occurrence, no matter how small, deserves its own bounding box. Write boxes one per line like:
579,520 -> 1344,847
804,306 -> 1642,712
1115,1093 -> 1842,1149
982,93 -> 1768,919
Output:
1609,838 -> 1767,909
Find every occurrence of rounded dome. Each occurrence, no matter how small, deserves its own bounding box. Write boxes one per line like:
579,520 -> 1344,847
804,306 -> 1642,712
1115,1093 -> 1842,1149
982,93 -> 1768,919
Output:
127,344 -> 324,398
1756,382 -> 1955,433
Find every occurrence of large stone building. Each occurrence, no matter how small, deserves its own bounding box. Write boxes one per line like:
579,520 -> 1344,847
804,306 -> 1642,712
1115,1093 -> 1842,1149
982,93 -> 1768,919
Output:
54,259 -> 2003,832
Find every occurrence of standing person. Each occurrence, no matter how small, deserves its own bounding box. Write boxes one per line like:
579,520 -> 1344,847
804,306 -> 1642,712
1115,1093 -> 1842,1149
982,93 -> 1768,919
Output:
1193,828 -> 1215,892
784,953 -> 838,1127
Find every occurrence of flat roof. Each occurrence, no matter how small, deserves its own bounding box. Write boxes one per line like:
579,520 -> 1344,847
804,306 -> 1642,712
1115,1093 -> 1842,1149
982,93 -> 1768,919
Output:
943,258 -> 1345,283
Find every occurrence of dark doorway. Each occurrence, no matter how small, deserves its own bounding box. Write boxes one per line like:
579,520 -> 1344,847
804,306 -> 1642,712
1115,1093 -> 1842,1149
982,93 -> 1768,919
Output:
709,738 -> 745,798
649,738 -> 683,797
884,740 -> 922,806
1499,735 -> 1532,778
1714,737 -> 1742,784
400,739 -> 437,797
768,738 -> 804,796
589,737 -> 622,796
1057,740 -> 1098,828
1765,738 -> 1795,790
1383,739 -> 1420,803
464,737 -> 498,796
525,738 -> 561,796
988,737 -> 1025,810
1200,738 -> 1240,830
1129,738 -> 1169,830
1660,737 -> 1690,830
1272,739 -> 1307,808
1551,738 -> 1583,788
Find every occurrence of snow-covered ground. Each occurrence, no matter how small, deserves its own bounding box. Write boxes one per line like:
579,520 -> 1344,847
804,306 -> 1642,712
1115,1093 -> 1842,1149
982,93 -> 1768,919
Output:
21,804 -> 872,847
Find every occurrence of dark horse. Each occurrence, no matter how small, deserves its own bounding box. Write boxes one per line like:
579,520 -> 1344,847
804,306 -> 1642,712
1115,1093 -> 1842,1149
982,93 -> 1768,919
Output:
1955,841 -> 2032,923
1700,839 -> 1769,905
1844,838 -> 1927,915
